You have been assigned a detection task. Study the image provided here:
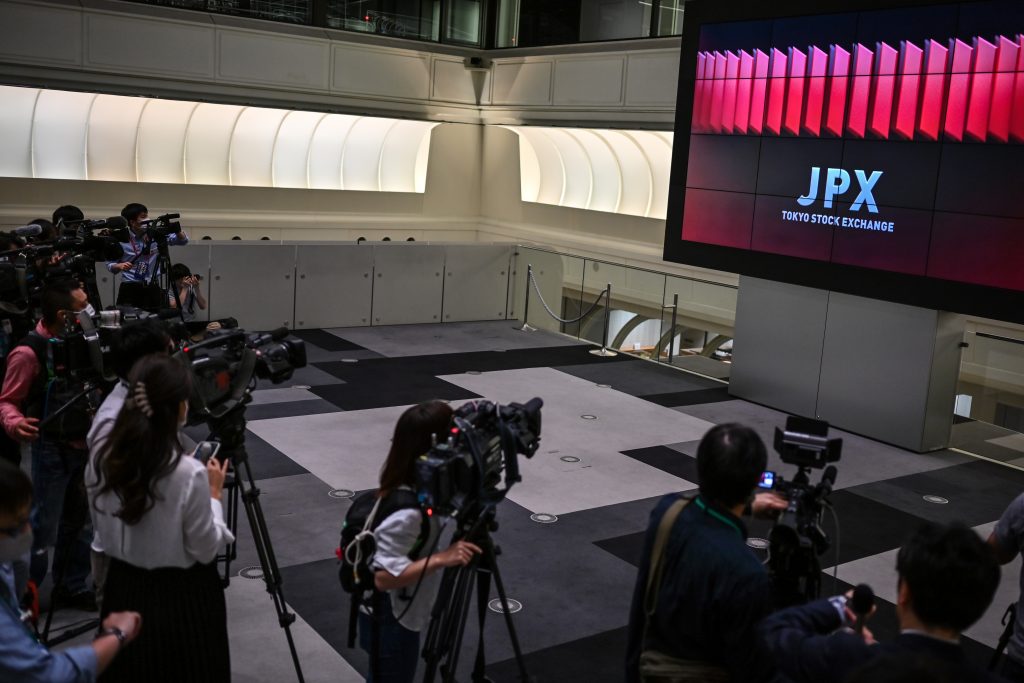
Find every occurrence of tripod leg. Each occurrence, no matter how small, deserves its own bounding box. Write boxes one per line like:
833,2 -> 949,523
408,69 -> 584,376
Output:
442,561 -> 479,683
485,553 -> 530,682
235,458 -> 306,683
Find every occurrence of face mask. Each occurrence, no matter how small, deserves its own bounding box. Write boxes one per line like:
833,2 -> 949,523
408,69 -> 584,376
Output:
0,529 -> 33,564
84,303 -> 96,317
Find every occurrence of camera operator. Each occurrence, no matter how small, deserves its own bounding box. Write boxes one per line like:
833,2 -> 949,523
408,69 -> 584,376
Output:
167,263 -> 207,331
52,206 -> 84,232
988,494 -> 1024,680
87,354 -> 232,682
759,522 -> 1003,683
0,280 -> 96,610
625,423 -> 788,683
0,460 -> 142,683
107,203 -> 188,309
85,319 -> 174,608
360,401 -> 482,683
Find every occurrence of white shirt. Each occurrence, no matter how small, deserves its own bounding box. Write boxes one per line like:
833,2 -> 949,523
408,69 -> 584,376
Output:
87,446 -> 234,569
372,495 -> 445,632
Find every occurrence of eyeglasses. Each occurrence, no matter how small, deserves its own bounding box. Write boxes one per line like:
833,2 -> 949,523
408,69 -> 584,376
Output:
0,516 -> 30,537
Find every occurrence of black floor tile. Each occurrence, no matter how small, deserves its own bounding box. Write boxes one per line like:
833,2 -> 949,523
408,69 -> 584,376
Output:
827,490 -> 930,565
291,329 -> 369,352
310,376 -> 481,410
243,398 -> 343,421
555,360 -> 722,397
594,531 -> 646,568
640,387 -> 733,407
621,445 -> 700,482
487,626 -> 628,683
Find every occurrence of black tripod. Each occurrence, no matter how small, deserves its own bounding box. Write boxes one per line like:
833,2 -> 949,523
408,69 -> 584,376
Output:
420,505 -> 531,683
203,401 -> 306,683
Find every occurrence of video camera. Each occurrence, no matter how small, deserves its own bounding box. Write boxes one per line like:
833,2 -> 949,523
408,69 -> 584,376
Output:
415,398 -> 543,523
138,213 -> 182,240
176,326 -> 307,425
764,416 -> 842,605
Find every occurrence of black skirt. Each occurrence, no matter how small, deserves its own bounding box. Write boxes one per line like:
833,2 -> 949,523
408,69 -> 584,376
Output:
100,558 -> 230,682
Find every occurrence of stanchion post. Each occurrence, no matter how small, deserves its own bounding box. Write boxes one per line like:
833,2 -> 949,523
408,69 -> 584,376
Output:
518,264 -> 535,332
668,293 -> 678,364
589,282 -> 617,357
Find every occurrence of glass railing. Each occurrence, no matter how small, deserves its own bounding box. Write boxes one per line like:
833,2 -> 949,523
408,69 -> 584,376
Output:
952,326 -> 1024,465
510,245 -> 737,379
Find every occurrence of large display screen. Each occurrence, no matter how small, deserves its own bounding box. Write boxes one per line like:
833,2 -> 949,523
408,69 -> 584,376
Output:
664,0 -> 1024,323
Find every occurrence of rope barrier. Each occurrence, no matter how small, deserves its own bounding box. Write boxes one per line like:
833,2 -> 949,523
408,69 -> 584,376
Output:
528,269 -> 608,325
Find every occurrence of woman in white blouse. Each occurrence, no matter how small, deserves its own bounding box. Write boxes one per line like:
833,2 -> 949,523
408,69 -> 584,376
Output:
87,355 -> 233,682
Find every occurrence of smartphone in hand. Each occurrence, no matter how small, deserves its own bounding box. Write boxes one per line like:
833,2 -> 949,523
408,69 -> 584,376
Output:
192,440 -> 221,464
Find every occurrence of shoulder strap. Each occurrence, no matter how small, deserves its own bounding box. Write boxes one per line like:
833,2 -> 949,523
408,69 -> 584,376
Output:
16,332 -> 49,365
641,495 -> 691,652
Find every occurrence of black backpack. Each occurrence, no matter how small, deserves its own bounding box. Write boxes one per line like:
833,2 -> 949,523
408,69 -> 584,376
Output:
338,489 -> 429,647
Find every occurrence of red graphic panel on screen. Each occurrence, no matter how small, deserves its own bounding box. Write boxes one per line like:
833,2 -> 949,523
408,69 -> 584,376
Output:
691,34 -> 1024,143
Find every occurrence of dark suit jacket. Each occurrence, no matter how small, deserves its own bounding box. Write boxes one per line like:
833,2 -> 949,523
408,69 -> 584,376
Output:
758,597 -> 1006,683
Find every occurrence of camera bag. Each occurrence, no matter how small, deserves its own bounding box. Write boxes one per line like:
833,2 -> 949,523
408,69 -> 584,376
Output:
338,488 -> 429,647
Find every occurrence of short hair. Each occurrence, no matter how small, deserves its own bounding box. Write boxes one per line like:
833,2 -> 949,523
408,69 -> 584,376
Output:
696,423 -> 767,508
897,522 -> 999,632
0,460 -> 32,518
29,218 -> 56,241
121,203 -> 148,223
41,279 -> 83,326
113,319 -> 171,379
52,205 -> 84,228
169,263 -> 191,282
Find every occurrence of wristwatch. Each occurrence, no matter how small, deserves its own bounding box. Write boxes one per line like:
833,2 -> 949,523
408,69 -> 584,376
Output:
96,626 -> 127,647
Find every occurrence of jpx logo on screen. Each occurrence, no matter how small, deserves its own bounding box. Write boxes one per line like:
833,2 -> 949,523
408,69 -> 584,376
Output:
797,167 -> 883,213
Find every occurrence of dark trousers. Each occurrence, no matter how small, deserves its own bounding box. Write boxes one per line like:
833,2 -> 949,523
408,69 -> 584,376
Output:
29,439 -> 91,593
116,281 -> 165,311
1003,655 -> 1024,682
359,593 -> 421,683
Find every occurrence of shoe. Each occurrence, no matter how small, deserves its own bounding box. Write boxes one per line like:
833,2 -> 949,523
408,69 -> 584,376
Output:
51,586 -> 98,612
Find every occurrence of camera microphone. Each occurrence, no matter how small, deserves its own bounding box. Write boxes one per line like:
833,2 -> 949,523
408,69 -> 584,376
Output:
11,224 -> 42,237
851,583 -> 874,635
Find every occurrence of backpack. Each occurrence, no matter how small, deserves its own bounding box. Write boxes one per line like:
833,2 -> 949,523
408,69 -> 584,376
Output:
0,331 -> 49,465
338,488 -> 429,648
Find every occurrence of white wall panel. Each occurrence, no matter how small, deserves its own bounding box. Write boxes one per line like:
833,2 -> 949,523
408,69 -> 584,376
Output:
371,245 -> 445,325
573,129 -> 621,213
513,128 -> 564,205
431,57 -> 479,104
295,245 -> 374,328
307,115 -> 357,190
541,128 -> 591,209
625,52 -> 680,106
0,2 -> 81,66
87,95 -> 146,182
84,14 -> 214,77
442,244 -> 511,322
603,130 -> 652,217
343,118 -> 395,191
332,45 -> 431,100
507,125 -> 672,219
136,99 -> 196,184
492,61 -> 553,105
380,120 -> 438,192
553,57 -> 625,105
0,87 -> 38,178
229,107 -> 289,187
218,30 -> 329,90
33,90 -> 94,181
273,111 -> 324,189
185,103 -> 243,186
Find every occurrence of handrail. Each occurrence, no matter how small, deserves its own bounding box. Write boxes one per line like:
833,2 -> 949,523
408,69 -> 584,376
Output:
976,332 -> 1024,347
514,244 -> 739,290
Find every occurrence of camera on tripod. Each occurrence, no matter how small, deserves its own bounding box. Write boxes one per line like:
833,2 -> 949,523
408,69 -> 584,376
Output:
415,397 -> 542,522
176,327 -> 307,425
139,212 -> 182,239
764,416 -> 842,606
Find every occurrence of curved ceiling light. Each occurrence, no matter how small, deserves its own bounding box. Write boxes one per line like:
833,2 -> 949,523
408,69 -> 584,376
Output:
504,125 -> 674,220
0,85 -> 438,193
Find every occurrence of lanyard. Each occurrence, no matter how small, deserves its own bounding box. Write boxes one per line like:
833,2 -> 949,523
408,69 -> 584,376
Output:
694,496 -> 743,538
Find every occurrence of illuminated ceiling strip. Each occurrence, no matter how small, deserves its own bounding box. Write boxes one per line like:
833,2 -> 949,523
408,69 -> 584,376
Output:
0,85 -> 438,193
